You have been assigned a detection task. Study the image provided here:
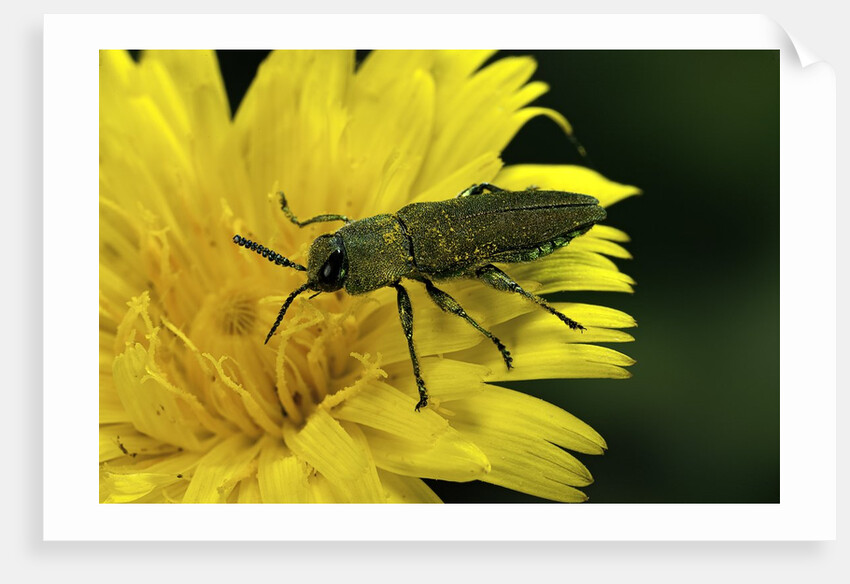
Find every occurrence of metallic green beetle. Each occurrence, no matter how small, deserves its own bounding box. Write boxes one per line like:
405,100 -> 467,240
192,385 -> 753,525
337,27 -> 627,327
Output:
233,183 -> 606,411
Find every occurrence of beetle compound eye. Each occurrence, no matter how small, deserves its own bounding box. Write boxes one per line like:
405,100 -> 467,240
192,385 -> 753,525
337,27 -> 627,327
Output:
318,248 -> 345,288
305,233 -> 348,292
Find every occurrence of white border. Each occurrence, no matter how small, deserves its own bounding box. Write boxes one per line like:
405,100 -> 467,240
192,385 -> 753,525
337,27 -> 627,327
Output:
44,13 -> 835,540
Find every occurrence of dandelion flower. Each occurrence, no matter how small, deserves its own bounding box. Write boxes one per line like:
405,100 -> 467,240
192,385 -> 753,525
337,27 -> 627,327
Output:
99,50 -> 638,503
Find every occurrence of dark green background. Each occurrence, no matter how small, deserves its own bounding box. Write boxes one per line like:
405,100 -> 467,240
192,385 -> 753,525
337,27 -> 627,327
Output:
212,50 -> 779,503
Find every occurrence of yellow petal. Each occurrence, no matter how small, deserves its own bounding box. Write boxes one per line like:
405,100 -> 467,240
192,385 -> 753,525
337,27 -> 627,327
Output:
99,50 -> 136,96
237,477 -> 263,503
570,232 -> 633,259
355,51 -> 435,95
450,384 -> 607,454
304,473 -> 342,503
409,151 -> 503,205
135,58 -> 192,142
495,164 -> 641,208
380,358 -> 489,403
449,308 -> 634,363
99,197 -> 145,292
99,263 -> 144,323
357,277 -> 634,375
356,283 -> 522,365
592,224 -> 631,242
283,408 -> 384,503
232,51 -> 354,224
433,50 -> 495,87
506,81 -> 551,110
450,386 -> 606,501
347,67 -> 436,213
506,250 -> 636,294
101,86 -> 195,214
354,294 -> 478,366
379,470 -> 442,503
202,353 -> 280,436
414,56 -> 541,191
141,50 -> 230,139
509,106 -> 574,140
100,374 -> 130,424
100,451 -> 200,503
330,379 -> 451,437
113,343 -> 218,450
501,303 -> 636,339
257,439 -> 314,503
361,424 -> 490,482
182,434 -> 262,503
457,337 -> 634,381
99,423 -> 180,463
457,431 -> 592,502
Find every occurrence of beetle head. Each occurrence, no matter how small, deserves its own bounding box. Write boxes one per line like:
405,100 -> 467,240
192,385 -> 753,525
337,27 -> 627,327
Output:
307,233 -> 349,292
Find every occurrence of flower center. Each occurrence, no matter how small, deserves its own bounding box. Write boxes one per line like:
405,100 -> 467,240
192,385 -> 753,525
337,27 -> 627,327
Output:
218,295 -> 257,336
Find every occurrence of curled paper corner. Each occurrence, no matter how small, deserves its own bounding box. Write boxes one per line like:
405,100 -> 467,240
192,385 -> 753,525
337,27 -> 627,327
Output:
785,33 -> 822,68
766,16 -> 824,69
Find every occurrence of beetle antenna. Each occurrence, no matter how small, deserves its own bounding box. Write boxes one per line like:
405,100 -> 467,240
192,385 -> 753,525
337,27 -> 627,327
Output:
566,131 -> 594,169
232,235 -> 306,272
265,282 -> 311,344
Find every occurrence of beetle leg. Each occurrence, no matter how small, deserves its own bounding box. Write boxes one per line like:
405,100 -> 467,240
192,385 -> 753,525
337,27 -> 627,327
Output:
456,182 -> 507,198
392,282 -> 429,411
475,264 -> 586,332
278,191 -> 352,226
421,278 -> 513,370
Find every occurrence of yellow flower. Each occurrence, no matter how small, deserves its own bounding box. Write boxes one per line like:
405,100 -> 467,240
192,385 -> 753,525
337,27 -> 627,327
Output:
99,50 -> 638,503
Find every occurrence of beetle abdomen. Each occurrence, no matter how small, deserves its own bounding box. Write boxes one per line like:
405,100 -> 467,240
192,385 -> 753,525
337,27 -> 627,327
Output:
396,190 -> 605,277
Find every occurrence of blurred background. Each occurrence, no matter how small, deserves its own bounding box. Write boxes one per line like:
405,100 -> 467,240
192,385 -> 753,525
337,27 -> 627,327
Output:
212,50 -> 779,503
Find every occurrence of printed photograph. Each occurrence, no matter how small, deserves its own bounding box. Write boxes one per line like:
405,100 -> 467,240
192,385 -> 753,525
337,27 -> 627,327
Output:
99,50 -> 778,503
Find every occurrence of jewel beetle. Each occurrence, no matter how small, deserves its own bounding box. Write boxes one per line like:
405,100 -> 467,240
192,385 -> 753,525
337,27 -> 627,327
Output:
233,183 -> 606,411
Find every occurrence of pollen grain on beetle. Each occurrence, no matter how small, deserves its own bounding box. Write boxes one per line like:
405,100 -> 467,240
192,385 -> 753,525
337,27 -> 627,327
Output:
99,49 -> 639,504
